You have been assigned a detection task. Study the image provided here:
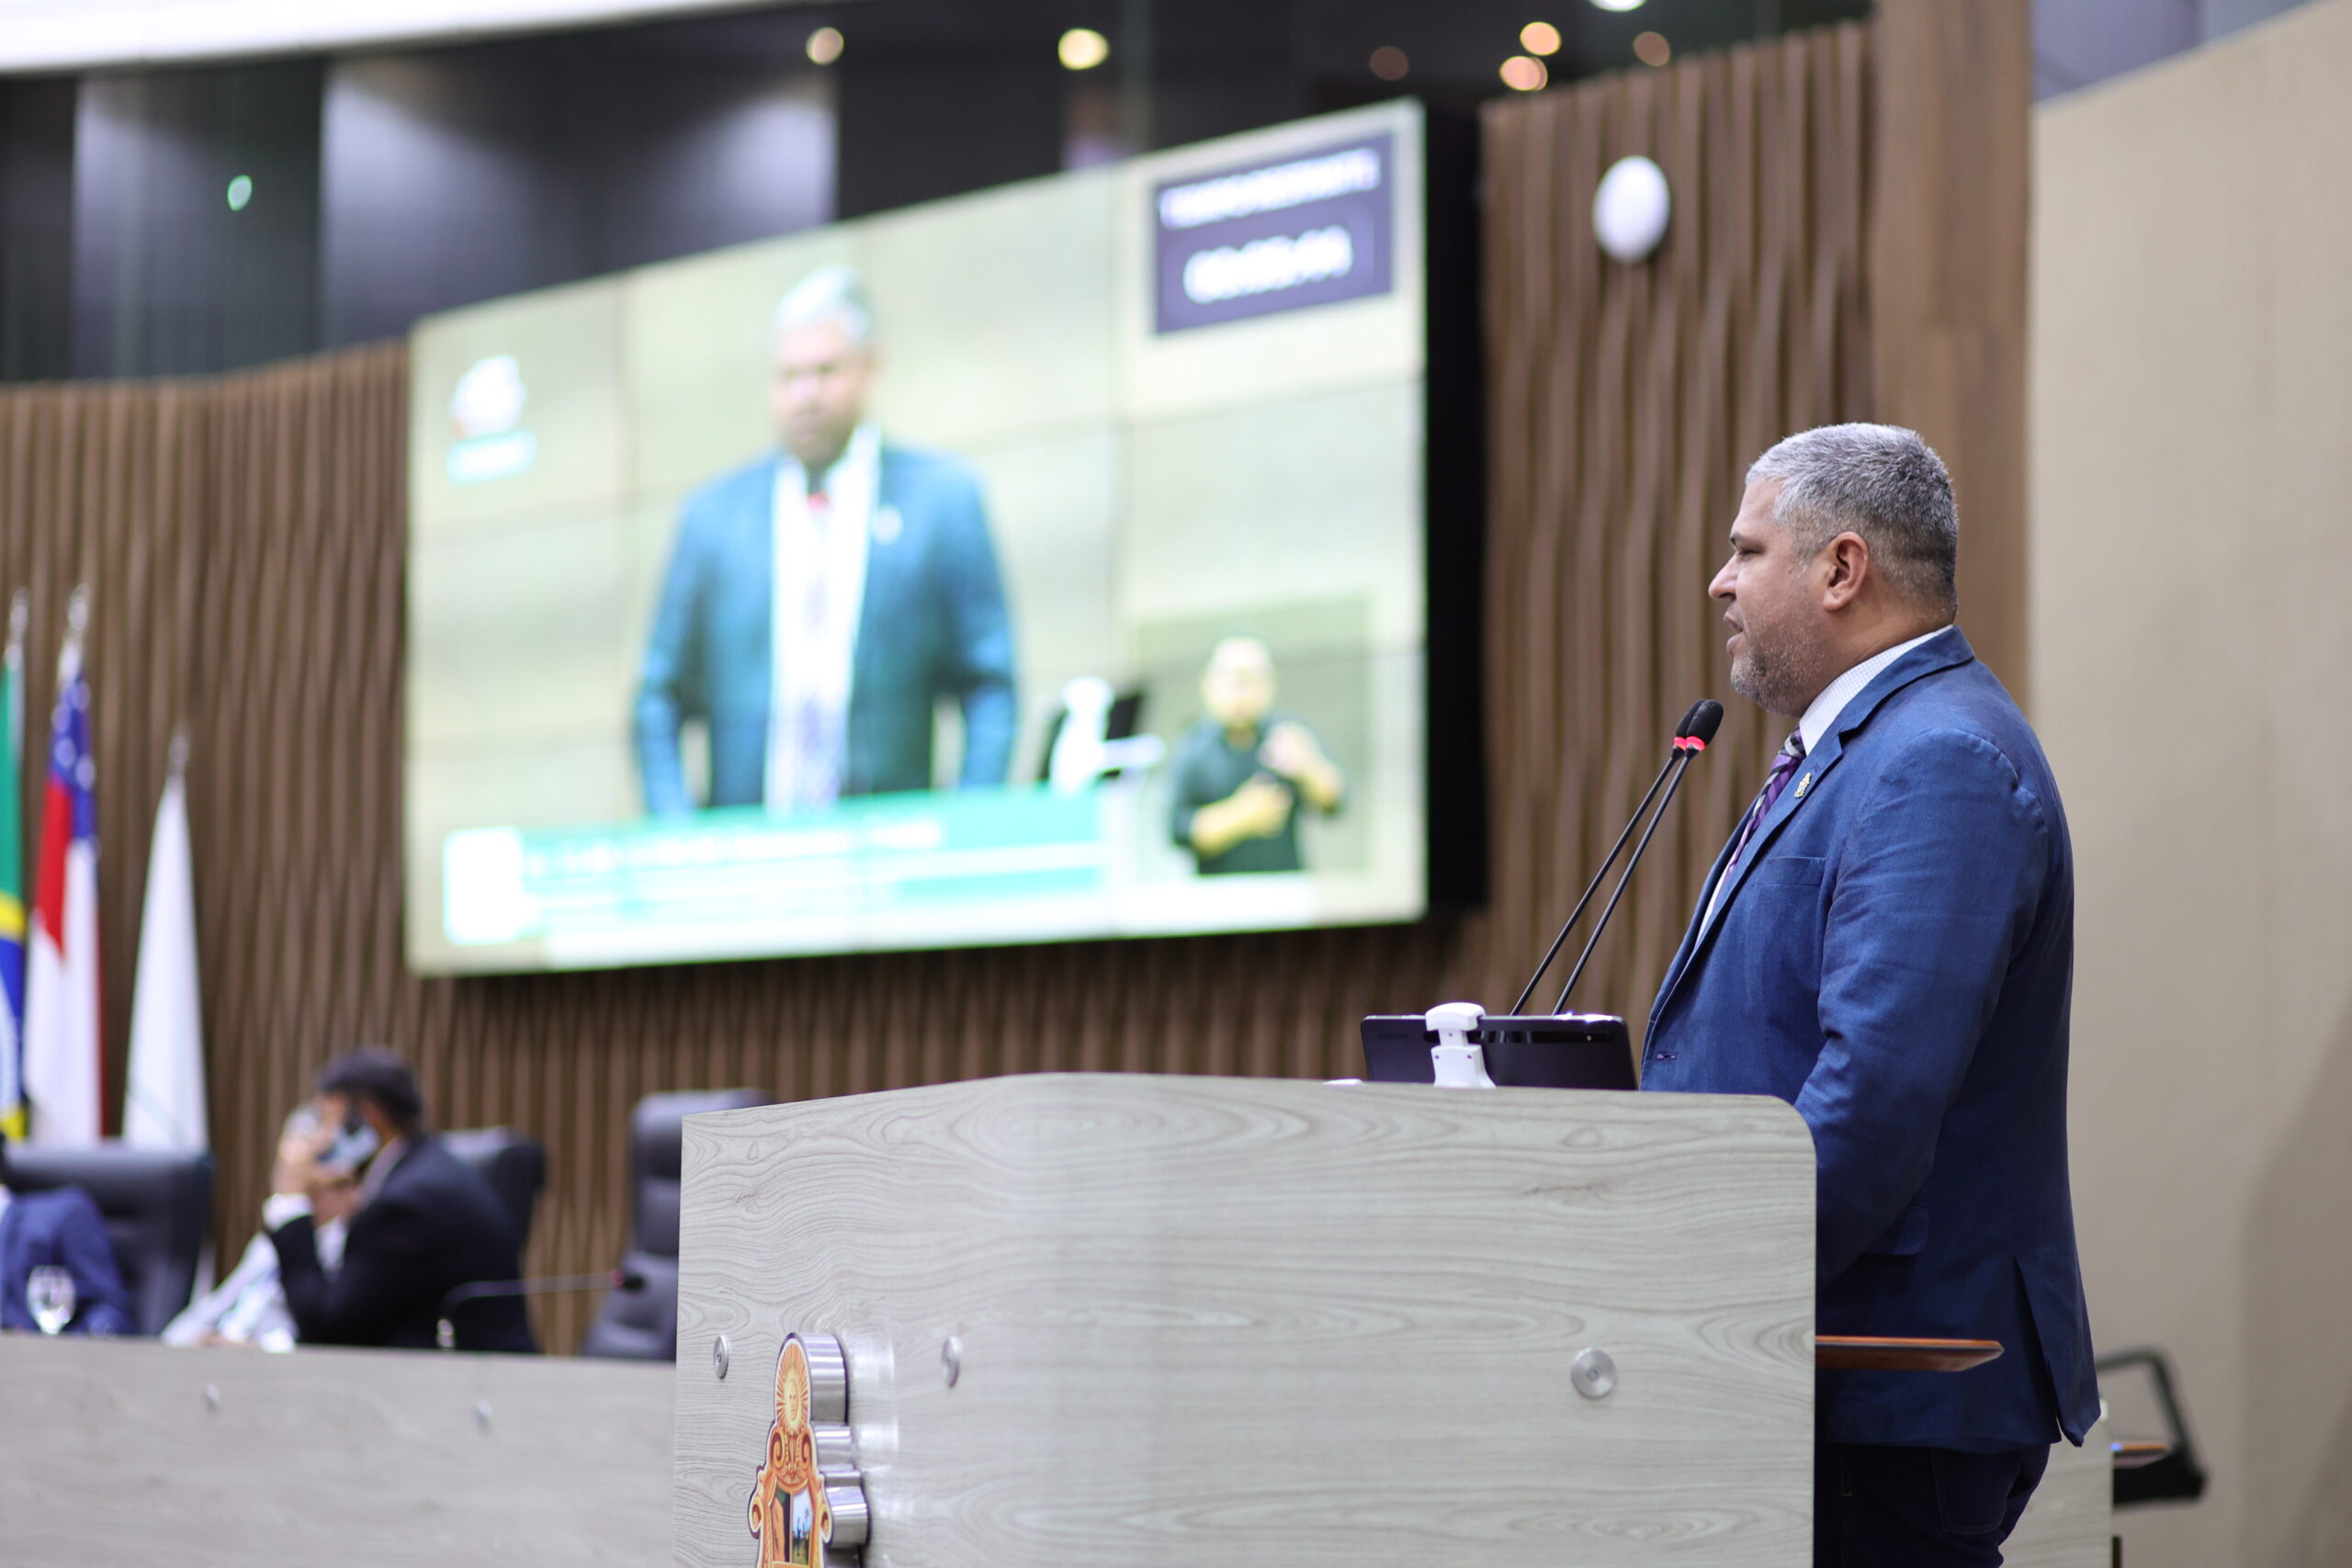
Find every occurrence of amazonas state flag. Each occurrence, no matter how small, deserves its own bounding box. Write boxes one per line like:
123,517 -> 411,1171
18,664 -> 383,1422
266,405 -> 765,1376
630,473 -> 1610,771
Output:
23,604 -> 100,1146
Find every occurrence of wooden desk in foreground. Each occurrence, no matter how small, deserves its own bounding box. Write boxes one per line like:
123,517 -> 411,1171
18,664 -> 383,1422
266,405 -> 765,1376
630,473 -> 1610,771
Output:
0,1337 -> 672,1568
674,1075 -> 1822,1566
0,1076 -> 2118,1567
673,1073 -> 2116,1568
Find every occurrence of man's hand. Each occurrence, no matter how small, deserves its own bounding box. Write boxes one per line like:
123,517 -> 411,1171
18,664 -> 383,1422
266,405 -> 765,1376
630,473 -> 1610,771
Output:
1229,774 -> 1295,836
271,1122 -> 332,1200
1259,721 -> 1343,813
1189,774 -> 1296,859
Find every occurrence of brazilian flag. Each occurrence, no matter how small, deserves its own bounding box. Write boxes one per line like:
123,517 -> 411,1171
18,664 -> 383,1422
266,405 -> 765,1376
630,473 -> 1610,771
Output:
0,591 -> 25,1141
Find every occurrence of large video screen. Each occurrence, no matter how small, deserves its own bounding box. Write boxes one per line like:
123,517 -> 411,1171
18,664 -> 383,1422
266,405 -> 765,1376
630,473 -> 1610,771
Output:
406,101 -> 1445,974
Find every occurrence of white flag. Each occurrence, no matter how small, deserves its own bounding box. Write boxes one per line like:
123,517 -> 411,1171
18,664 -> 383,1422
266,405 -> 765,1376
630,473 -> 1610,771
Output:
124,764 -> 205,1152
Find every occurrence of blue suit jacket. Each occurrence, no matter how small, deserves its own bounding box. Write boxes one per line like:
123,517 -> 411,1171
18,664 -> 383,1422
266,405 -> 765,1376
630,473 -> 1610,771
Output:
1643,628 -> 2098,1450
1,1186 -> 137,1335
634,447 -> 1018,813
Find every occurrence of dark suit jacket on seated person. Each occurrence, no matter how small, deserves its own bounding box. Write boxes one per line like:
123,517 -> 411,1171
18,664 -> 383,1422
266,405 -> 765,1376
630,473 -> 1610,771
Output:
270,1136 -> 537,1353
634,447 -> 1017,813
1642,628 -> 2099,1453
0,1186 -> 136,1335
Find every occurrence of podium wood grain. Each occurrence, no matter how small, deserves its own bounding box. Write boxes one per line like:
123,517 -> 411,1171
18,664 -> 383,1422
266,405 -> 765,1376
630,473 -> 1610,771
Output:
0,1337 -> 672,1567
673,1073 -> 1815,1566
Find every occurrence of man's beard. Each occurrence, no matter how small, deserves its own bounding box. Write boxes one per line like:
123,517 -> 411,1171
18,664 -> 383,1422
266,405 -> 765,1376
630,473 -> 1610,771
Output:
1728,626 -> 1824,719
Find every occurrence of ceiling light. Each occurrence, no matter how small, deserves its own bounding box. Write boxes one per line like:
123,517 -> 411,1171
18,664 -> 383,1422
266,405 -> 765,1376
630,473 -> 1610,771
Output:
805,26 -> 843,65
1520,21 -> 1562,56
225,174 -> 253,211
1499,55 -> 1548,91
1633,30 -> 1670,66
1058,28 -> 1110,70
1369,45 -> 1409,81
1590,0 -> 1645,11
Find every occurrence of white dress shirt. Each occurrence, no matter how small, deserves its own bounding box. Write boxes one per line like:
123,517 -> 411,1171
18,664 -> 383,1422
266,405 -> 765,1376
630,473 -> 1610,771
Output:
1703,626 -> 1951,928
163,1219 -> 348,1350
767,423 -> 880,811
1792,626 -> 1950,760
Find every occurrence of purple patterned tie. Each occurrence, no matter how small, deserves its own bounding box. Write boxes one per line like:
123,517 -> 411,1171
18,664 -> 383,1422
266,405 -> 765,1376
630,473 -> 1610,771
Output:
1725,730 -> 1806,874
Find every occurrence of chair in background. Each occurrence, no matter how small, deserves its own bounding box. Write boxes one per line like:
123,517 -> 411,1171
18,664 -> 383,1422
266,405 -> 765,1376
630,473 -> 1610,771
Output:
2096,1346 -> 2211,1507
578,1089 -> 768,1360
441,1127 -> 548,1254
7,1145 -> 214,1336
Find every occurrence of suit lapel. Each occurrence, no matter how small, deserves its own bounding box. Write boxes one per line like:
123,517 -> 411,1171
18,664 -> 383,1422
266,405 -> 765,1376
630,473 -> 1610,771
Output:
1654,829 -> 1741,1020
744,454 -> 781,637
1652,627 -> 1977,1028
849,447 -> 908,717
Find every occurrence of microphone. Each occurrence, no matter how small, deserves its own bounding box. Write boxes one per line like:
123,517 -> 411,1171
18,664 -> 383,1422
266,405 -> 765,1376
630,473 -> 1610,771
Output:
1552,698 -> 1722,1012
1510,700 -> 1720,1014
435,1269 -> 647,1350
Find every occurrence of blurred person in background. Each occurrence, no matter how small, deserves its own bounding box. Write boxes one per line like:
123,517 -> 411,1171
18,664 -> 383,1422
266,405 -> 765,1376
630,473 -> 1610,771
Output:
263,1047 -> 536,1353
0,1129 -> 135,1335
165,1109 -> 365,1350
635,264 -> 1017,816
1170,637 -> 1345,875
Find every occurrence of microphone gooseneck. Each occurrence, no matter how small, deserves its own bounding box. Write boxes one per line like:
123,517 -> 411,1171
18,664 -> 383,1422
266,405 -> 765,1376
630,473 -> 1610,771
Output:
1505,700 -> 1712,1010
1552,698 -> 1722,1013
1510,700 -> 1718,1016
435,1269 -> 646,1350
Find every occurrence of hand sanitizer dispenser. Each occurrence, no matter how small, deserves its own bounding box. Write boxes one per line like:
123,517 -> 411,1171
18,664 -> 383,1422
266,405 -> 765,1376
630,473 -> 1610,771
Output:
1425,1001 -> 1494,1089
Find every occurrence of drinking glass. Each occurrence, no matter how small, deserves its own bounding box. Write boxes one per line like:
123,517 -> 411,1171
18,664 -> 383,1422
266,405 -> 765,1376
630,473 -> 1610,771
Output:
27,1265 -> 75,1335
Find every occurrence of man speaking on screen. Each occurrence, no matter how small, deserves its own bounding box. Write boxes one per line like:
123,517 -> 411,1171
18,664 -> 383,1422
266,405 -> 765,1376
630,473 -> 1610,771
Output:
1640,425 -> 2098,1567
634,265 -> 1017,815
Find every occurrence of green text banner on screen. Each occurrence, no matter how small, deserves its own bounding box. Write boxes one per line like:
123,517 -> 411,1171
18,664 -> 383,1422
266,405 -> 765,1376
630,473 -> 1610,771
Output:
406,102 -> 1430,974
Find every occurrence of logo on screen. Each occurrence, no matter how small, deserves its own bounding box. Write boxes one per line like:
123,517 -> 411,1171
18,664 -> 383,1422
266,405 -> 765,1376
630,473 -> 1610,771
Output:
1153,134 -> 1394,334
447,355 -> 537,484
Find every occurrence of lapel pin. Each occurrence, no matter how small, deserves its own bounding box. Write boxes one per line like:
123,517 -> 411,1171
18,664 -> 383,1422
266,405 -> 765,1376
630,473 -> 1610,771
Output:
1792,772 -> 1812,800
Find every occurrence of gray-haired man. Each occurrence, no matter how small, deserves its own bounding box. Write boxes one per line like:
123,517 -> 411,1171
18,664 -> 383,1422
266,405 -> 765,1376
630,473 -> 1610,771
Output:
634,265 -> 1018,815
1643,424 -> 2098,1567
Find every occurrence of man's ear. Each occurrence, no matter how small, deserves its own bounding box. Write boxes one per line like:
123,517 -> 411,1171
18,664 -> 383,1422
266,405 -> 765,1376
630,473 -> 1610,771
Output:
1818,532 -> 1871,610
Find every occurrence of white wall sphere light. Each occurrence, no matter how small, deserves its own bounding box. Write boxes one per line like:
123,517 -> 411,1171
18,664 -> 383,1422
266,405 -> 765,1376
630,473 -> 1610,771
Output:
1592,154 -> 1671,264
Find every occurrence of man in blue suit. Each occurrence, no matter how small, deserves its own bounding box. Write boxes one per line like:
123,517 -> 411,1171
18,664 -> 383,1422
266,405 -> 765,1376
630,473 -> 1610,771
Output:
635,265 -> 1017,815
0,1132 -> 136,1335
1644,425 -> 2098,1566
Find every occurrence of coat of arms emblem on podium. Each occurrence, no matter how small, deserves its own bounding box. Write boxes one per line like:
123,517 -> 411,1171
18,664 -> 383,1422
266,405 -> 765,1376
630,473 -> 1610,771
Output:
750,1335 -> 840,1566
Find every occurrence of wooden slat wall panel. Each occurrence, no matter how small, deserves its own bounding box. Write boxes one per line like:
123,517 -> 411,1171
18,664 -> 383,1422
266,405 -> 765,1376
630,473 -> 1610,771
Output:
1870,0 -> 2033,699
0,23 -> 1876,1353
1479,24 -> 1876,1031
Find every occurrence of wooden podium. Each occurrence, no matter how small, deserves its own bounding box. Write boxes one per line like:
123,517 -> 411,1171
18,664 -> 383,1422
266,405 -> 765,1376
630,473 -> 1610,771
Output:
672,1073 -> 1819,1566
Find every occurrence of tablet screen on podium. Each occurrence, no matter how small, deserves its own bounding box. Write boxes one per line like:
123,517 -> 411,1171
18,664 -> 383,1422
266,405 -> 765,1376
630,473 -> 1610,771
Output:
1360,1016 -> 1637,1090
